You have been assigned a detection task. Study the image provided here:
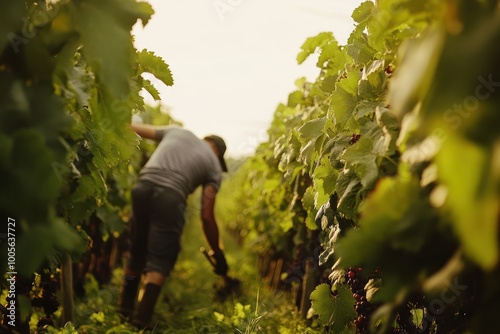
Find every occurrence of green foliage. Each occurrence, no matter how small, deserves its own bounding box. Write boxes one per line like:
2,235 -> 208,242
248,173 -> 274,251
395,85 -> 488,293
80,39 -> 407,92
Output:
137,49 -> 174,87
310,284 -> 356,331
25,198 -> 320,333
72,0 -> 153,97
2,0 -> 499,332
218,0 -> 500,333
46,322 -> 78,334
0,0 -> 173,278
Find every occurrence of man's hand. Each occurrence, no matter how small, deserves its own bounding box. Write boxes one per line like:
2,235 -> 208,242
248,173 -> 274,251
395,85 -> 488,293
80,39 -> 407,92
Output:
200,185 -> 227,275
212,250 -> 228,276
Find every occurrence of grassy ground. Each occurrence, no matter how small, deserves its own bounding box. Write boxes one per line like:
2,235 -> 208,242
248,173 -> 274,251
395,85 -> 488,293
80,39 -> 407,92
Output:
38,196 -> 322,334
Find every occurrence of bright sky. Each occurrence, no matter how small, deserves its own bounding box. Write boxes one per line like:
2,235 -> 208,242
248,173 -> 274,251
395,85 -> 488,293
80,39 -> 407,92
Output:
132,0 -> 365,158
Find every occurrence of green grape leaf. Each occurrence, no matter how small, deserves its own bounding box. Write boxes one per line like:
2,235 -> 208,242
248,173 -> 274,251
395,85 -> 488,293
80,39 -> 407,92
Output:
327,133 -> 352,164
335,170 -> 362,220
0,73 -> 71,139
319,224 -> 341,266
317,37 -> 351,71
358,59 -> 386,99
96,203 -> 126,233
352,1 -> 375,24
330,70 -> 359,129
355,100 -> 379,119
28,86 -> 73,142
310,284 -> 356,331
436,133 -> 500,270
298,117 -> 327,140
387,27 -> 445,118
137,49 -> 174,87
72,0 -> 153,97
313,156 -> 339,207
320,75 -> 340,93
302,185 -> 315,211
279,212 -> 295,233
364,176 -> 430,248
287,90 -> 304,107
17,225 -> 53,276
282,161 -> 302,182
109,0 -> 154,27
17,217 -> 86,276
302,186 -> 318,230
51,217 -> 88,253
86,92 -> 140,170
317,41 -> 338,68
60,322 -> 78,334
310,283 -> 334,325
304,213 -> 317,231
336,175 -> 436,281
342,137 -> 378,188
141,78 -> 161,101
9,129 -> 61,220
71,174 -> 102,203
297,32 -> 335,65
346,34 -> 377,64
65,66 -> 92,107
299,138 -> 317,167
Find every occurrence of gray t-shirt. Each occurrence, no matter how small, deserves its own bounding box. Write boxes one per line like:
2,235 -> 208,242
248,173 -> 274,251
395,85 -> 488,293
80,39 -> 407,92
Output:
138,126 -> 222,198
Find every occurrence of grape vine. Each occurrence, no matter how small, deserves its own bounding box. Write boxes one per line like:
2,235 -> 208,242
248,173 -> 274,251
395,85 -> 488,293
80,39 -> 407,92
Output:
219,0 -> 500,333
1,0 -> 499,333
0,0 -> 175,330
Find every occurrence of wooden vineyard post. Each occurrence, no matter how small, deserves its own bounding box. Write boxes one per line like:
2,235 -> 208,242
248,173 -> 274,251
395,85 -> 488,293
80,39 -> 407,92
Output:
259,253 -> 271,277
258,254 -> 285,292
271,258 -> 283,291
299,259 -> 316,319
109,236 -> 119,269
61,252 -> 74,324
264,259 -> 277,284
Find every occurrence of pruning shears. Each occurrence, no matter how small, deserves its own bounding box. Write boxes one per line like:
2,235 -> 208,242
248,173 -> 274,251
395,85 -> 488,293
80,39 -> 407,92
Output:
200,247 -> 241,298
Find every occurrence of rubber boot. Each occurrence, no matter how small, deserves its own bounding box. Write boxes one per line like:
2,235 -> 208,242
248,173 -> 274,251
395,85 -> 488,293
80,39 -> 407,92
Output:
132,283 -> 161,330
117,275 -> 140,320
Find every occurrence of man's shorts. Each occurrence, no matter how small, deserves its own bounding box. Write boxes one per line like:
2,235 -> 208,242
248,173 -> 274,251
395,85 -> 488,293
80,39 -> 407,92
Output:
127,179 -> 186,276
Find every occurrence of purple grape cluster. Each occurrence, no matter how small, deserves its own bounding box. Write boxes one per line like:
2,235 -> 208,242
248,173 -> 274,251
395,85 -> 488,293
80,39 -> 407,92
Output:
345,267 -> 374,333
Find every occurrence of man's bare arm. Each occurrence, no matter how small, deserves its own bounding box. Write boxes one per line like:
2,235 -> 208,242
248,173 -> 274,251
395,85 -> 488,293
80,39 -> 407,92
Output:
201,185 -> 222,253
130,123 -> 162,140
201,184 -> 228,275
